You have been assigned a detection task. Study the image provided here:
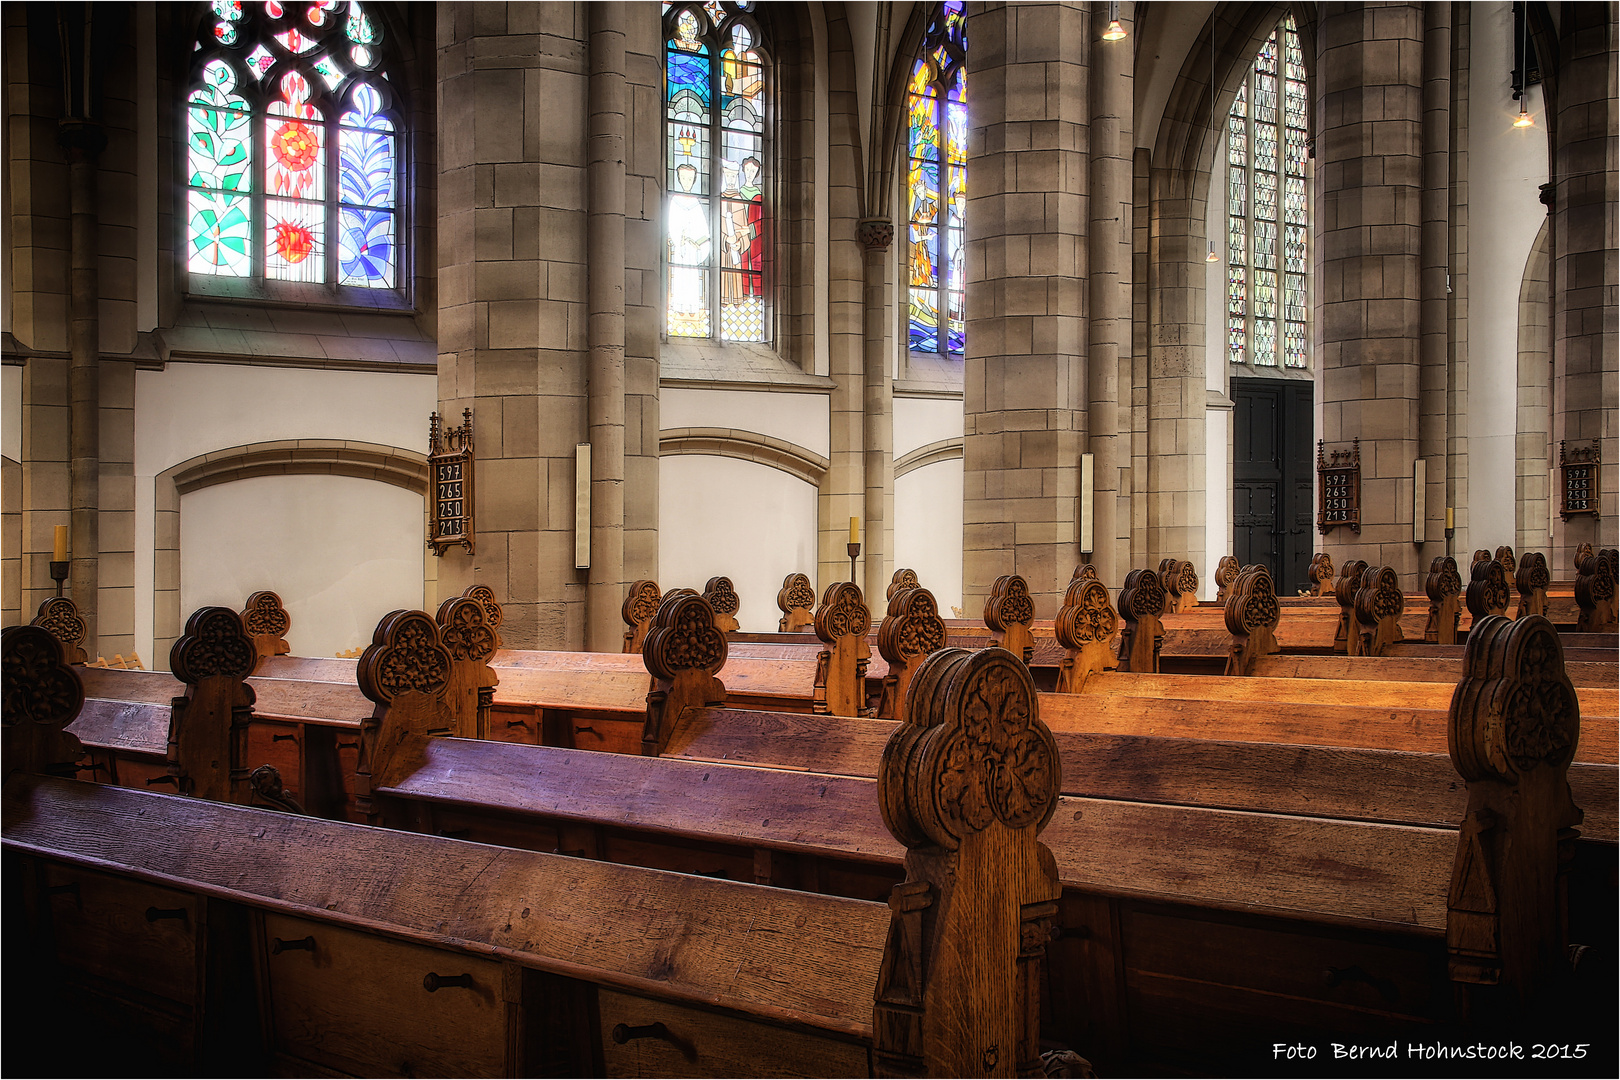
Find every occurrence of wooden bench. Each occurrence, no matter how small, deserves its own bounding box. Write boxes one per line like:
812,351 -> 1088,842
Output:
2,623 -> 1066,1079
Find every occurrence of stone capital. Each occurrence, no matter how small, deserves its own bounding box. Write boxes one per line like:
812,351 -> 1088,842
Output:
857,217 -> 894,251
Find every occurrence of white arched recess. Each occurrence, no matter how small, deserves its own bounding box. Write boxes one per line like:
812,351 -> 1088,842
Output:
659,454 -> 819,632
180,473 -> 426,659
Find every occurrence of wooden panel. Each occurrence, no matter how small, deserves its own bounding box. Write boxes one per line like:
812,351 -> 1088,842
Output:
597,989 -> 868,1078
244,719 -> 303,800
67,698 -> 170,753
260,912 -> 507,1078
3,776 -> 889,1035
247,678 -> 371,725
39,861 -> 200,1006
488,704 -> 539,744
254,656 -> 359,682
664,708 -> 895,775
77,666 -> 182,704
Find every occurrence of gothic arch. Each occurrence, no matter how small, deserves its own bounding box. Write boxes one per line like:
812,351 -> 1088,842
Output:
1516,217 -> 1553,551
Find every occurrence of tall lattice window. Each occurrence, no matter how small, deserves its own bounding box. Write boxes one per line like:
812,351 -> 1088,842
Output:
663,2 -> 769,343
187,1 -> 399,291
1226,16 -> 1308,368
907,0 -> 967,356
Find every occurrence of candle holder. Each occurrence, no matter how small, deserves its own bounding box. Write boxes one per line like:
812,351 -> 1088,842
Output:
49,560 -> 69,598
847,542 -> 860,587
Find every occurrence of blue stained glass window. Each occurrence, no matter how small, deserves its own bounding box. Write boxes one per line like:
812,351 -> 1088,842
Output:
187,1 -> 402,292
1224,16 -> 1310,368
663,3 -> 768,342
908,0 -> 967,356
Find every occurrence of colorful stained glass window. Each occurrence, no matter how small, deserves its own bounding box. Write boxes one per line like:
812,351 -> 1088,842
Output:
908,0 -> 967,355
1223,16 -> 1310,369
186,1 -> 399,291
662,3 -> 768,343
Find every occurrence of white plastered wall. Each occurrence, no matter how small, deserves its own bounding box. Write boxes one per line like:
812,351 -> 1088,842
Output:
134,361 -> 435,662
660,387 -> 831,457
893,395 -> 963,610
1465,2 -> 1550,554
2,365 -> 21,462
1203,124 -> 1232,599
659,454 -> 819,632
180,474 -> 425,658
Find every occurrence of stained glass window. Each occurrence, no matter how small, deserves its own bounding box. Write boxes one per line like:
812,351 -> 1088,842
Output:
907,0 -> 967,355
663,3 -> 768,343
187,1 -> 398,290
1224,16 -> 1310,368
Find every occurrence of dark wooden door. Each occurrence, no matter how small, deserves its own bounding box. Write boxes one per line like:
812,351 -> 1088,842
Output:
1232,379 -> 1314,595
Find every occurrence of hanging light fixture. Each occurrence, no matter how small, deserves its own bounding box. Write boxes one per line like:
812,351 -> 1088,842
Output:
1207,243 -> 1221,263
1102,1 -> 1127,41
1512,2 -> 1534,128
1514,99 -> 1534,128
1205,16 -> 1220,265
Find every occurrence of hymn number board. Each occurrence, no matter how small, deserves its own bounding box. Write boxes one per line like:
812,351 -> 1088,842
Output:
428,409 -> 476,556
1559,440 -> 1600,520
1316,438 -> 1361,534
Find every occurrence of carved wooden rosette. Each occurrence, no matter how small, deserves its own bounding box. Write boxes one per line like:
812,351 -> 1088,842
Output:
777,572 -> 817,633
355,610 -> 453,823
167,606 -> 258,803
1573,553 -> 1616,633
1446,615 -> 1582,1017
813,581 -> 873,718
1,624 -> 86,780
621,579 -> 663,653
247,764 -> 307,814
240,590 -> 291,669
1494,545 -> 1516,584
1071,563 -> 1100,586
1514,552 -> 1551,620
887,567 -> 921,602
877,587 -> 947,720
1353,565 -> 1405,657
641,592 -> 729,755
702,575 -> 742,635
1213,555 -> 1241,603
1570,542 -> 1593,576
1332,560 -> 1368,655
1157,558 -> 1198,614
1223,565 -> 1281,676
1307,552 -> 1335,597
983,574 -> 1036,665
1116,568 -> 1166,673
435,595 -> 500,739
874,648 -> 1061,1079
1466,557 -> 1511,622
1472,549 -> 1492,573
1053,578 -> 1117,692
1424,556 -> 1463,644
30,596 -> 88,665
462,584 -> 505,648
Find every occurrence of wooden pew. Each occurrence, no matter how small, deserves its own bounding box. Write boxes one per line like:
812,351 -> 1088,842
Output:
29,594 -> 89,664
241,589 -> 291,667
4,622 -> 1066,1079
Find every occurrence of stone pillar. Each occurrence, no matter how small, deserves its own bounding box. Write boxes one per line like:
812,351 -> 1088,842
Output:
859,217 -> 894,602
1086,1 -> 1132,585
1315,1 -> 1425,583
437,3 -> 589,649
586,2 -> 627,652
1417,5 -> 1450,565
61,119 -> 105,650
1550,4 -> 1619,561
963,1 -> 1090,617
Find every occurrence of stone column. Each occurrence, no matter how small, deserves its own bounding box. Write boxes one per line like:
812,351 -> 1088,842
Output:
61,118 -> 105,650
437,3 -> 590,649
1315,1 -> 1425,582
1550,4 -> 1618,561
1086,1 -> 1132,584
963,1 -> 1090,617
1417,4 -> 1450,565
859,217 -> 894,602
586,2 -> 627,652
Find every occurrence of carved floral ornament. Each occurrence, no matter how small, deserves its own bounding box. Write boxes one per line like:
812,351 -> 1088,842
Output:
622,579 -> 663,627
170,607 -> 256,684
1449,615 -> 1579,782
985,574 -> 1034,631
31,597 -> 87,650
703,576 -> 741,616
1427,556 -> 1462,600
1577,554 -> 1615,603
1,625 -> 85,729
643,592 -> 728,681
463,584 -> 503,631
887,567 -> 921,601
880,648 -> 1060,851
879,587 -> 947,664
1356,565 -> 1404,622
1177,561 -> 1199,598
816,581 -> 872,642
1214,555 -> 1241,592
242,590 -> 291,637
1055,579 -> 1116,648
1466,558 -> 1511,617
1119,567 -> 1166,621
1072,563 -> 1100,584
1516,552 -> 1550,594
358,610 -> 451,704
435,597 -> 497,663
778,572 -> 816,613
1226,565 -> 1280,636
